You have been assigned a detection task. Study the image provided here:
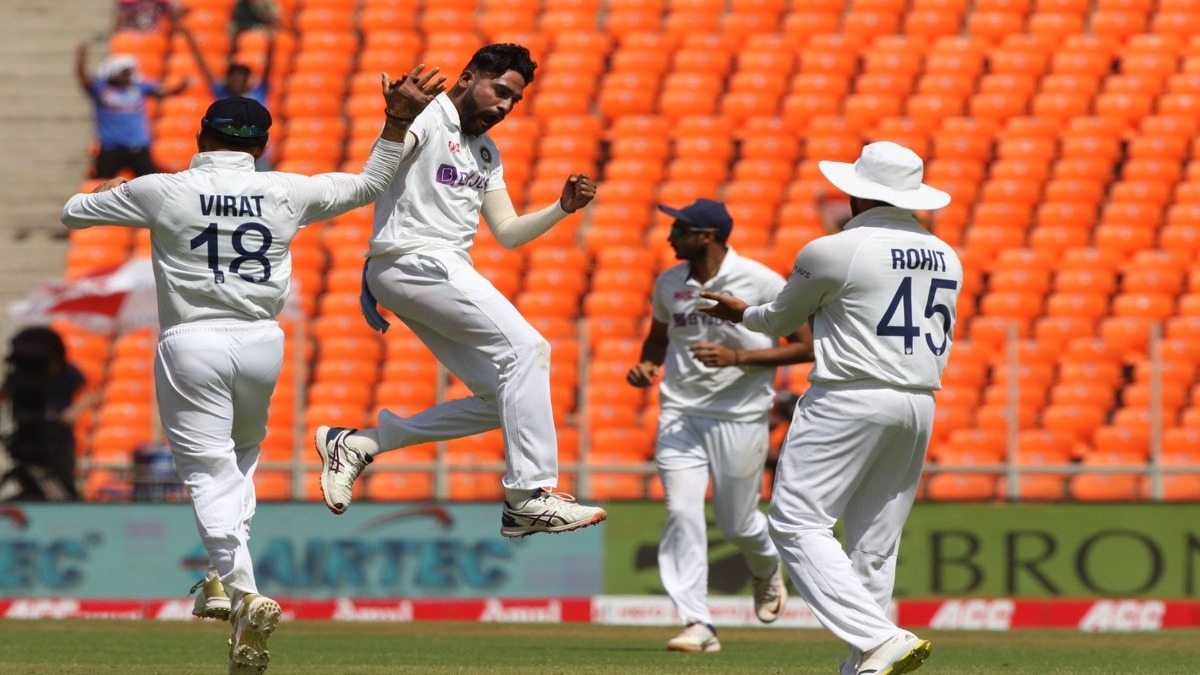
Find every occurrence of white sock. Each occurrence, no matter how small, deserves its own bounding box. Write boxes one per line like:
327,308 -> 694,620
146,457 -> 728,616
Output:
344,428 -> 382,457
505,487 -> 538,505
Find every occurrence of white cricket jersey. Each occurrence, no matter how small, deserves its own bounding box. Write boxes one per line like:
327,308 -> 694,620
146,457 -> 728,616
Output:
652,249 -> 788,421
368,93 -> 505,262
742,207 -> 962,391
61,141 -> 405,329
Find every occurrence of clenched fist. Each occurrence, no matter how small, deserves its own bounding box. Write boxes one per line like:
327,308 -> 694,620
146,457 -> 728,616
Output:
560,173 -> 596,213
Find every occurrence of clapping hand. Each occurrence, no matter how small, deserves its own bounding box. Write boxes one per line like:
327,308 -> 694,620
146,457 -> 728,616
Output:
381,64 -> 447,120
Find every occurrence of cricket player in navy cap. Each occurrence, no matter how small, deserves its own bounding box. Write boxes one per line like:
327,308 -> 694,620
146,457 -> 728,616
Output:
62,66 -> 447,674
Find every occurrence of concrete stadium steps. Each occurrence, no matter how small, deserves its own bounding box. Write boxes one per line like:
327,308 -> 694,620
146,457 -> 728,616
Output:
0,0 -> 110,321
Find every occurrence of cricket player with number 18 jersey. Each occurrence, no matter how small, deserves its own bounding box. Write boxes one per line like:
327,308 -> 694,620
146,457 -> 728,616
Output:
60,66 -> 447,674
701,142 -> 962,675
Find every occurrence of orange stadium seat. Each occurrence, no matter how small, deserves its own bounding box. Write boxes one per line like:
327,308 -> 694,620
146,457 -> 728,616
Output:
996,474 -> 1069,501
925,473 -> 997,501
1026,11 -> 1089,41
1042,404 -> 1108,444
967,11 -> 1026,43
1072,455 -> 1146,502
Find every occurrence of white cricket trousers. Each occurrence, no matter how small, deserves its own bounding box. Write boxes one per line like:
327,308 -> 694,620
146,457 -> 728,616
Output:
366,251 -> 557,490
656,411 -> 779,625
768,383 -> 933,654
155,320 -> 283,598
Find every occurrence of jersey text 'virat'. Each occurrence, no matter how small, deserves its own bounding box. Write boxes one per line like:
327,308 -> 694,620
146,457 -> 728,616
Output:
200,194 -> 265,218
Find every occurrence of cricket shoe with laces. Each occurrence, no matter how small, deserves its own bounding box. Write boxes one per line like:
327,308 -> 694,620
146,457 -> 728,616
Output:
857,631 -> 932,675
667,621 -> 721,653
314,426 -> 372,515
189,568 -> 231,620
500,488 -> 607,538
752,562 -> 788,623
228,594 -> 281,674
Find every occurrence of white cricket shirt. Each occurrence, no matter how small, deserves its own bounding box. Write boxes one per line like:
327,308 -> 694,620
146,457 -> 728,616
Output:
61,140 -> 405,329
368,93 -> 505,262
742,207 -> 963,391
652,249 -> 788,421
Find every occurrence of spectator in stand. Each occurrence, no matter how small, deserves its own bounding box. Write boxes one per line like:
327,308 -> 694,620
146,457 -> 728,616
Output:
0,327 -> 100,501
114,0 -> 185,32
179,24 -> 275,169
230,0 -> 279,37
76,43 -> 189,178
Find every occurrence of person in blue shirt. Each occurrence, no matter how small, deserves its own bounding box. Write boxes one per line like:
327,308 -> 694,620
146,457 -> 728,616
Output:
75,42 -> 189,178
179,25 -> 274,169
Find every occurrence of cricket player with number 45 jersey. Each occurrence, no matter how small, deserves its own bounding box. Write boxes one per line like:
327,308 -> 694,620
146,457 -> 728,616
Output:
60,65 -> 447,675
701,142 -> 962,675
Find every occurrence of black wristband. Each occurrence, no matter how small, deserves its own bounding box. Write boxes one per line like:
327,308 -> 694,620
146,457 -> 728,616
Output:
385,110 -> 415,123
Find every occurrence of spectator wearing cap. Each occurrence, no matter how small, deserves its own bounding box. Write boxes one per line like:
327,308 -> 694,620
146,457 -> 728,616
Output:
626,198 -> 813,653
75,42 -> 190,178
178,22 -> 276,169
60,65 -> 447,673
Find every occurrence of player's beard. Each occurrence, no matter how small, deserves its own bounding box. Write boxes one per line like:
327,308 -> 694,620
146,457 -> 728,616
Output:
460,91 -> 500,136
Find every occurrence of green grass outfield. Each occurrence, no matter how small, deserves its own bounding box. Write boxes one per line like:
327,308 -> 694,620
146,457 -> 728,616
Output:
2,620 -> 1196,674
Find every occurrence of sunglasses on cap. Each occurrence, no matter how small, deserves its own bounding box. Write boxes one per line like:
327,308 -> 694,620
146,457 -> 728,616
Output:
669,223 -> 719,238
202,117 -> 268,139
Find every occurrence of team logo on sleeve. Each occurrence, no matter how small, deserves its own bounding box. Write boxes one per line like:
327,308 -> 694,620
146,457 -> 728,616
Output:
120,182 -> 134,198
480,147 -> 492,164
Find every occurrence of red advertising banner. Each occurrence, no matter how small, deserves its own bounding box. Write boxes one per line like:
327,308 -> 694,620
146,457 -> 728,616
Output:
4,597 -> 1200,630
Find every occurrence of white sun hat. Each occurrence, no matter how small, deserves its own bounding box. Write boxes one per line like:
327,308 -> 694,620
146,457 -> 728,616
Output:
818,141 -> 951,211
98,54 -> 140,82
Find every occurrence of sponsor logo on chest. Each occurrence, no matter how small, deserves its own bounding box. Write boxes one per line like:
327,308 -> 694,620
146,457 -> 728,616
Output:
435,163 -> 490,190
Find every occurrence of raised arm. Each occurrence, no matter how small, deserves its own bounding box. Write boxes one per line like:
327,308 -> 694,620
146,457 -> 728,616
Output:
291,65 -> 446,223
154,76 -> 192,98
176,23 -> 216,89
261,29 -> 276,84
75,42 -> 91,91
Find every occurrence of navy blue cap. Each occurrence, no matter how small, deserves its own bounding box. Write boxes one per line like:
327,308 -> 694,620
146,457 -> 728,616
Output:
657,198 -> 733,242
201,96 -> 271,146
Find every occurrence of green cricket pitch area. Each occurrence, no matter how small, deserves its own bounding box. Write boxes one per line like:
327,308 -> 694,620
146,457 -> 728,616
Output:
2,620 -> 1197,674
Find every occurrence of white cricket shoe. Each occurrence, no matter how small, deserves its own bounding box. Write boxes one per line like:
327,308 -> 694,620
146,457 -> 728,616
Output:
857,631 -> 932,675
752,563 -> 788,623
314,426 -> 372,515
189,568 -> 231,620
228,594 -> 281,674
667,621 -> 721,653
500,488 -> 607,538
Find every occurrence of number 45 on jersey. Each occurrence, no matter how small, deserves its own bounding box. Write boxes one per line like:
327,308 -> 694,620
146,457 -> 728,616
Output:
876,277 -> 957,356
